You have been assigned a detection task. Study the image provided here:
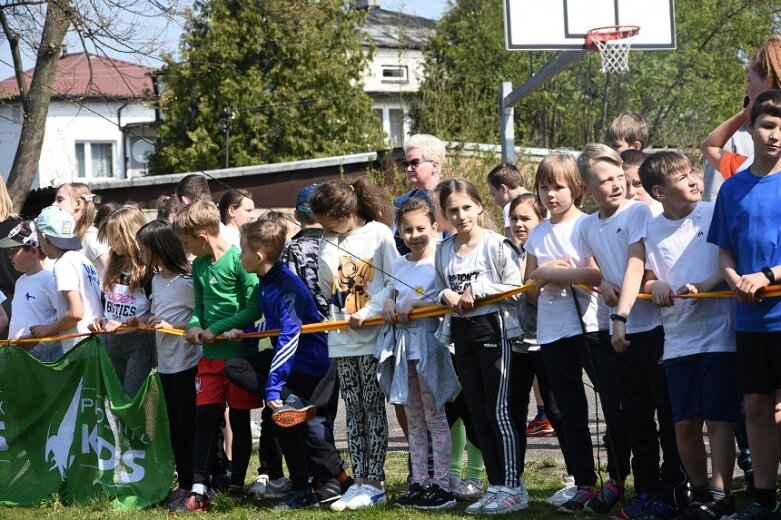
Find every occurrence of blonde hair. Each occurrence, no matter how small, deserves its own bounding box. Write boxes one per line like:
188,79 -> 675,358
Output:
577,143 -> 623,182
98,205 -> 148,292
172,200 -> 221,237
404,134 -> 446,166
242,212 -> 288,263
534,151 -> 584,208
59,183 -> 97,241
0,177 -> 18,221
750,35 -> 781,90
605,112 -> 649,149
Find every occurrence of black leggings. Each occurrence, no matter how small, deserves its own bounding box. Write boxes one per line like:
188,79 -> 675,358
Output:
192,405 -> 252,488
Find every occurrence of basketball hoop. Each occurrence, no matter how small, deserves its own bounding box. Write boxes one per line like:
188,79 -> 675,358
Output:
585,25 -> 640,74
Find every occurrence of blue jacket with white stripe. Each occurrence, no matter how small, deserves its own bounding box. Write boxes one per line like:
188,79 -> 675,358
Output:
255,262 -> 330,401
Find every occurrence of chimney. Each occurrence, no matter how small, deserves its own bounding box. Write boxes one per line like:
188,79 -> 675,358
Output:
355,0 -> 380,9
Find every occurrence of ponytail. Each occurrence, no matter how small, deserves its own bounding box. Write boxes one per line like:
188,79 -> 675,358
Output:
310,177 -> 390,226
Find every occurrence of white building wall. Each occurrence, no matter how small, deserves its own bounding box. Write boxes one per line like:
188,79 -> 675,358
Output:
363,47 -> 425,147
0,99 -> 154,189
363,46 -> 425,94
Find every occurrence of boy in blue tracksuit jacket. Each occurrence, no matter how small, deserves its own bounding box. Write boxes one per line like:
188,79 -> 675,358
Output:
224,213 -> 334,509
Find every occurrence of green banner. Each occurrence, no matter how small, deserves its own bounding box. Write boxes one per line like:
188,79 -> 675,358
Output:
0,337 -> 175,509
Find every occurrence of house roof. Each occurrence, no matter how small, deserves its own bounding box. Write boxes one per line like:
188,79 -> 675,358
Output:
0,52 -> 155,100
363,8 -> 436,50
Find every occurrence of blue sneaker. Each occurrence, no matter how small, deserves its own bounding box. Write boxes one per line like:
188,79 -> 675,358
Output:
612,493 -> 677,519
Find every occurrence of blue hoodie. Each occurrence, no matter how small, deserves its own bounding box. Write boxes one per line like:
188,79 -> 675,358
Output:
252,262 -> 330,401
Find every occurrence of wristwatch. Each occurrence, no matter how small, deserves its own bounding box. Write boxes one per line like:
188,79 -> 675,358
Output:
761,266 -> 776,285
609,313 -> 627,323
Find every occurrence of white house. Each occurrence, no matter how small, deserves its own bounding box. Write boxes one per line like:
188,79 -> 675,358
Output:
359,0 -> 435,148
0,52 -> 157,188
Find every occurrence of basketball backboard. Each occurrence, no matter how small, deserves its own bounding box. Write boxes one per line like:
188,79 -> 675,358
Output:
504,0 -> 676,51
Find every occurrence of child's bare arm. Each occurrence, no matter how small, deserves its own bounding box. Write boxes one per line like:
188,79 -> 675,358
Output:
700,108 -> 749,169
30,290 -> 82,338
612,242 -> 647,352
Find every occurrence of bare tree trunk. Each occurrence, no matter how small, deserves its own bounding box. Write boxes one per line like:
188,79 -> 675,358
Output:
6,0 -> 70,212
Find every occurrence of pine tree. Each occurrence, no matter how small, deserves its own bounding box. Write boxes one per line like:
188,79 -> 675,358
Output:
152,0 -> 384,173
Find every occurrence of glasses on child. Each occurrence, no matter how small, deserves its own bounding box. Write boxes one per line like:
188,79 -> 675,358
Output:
401,159 -> 434,171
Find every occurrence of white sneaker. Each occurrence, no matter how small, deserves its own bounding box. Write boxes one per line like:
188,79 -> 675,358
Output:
546,475 -> 577,506
247,474 -> 269,497
481,485 -> 529,515
346,483 -> 387,510
465,485 -> 498,514
264,477 -> 292,498
330,483 -> 363,512
452,476 -> 485,501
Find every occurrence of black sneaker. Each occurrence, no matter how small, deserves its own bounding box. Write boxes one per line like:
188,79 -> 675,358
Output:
413,484 -> 457,511
276,489 -> 320,510
227,484 -> 248,506
315,478 -> 344,503
394,483 -> 427,508
272,394 -> 317,428
695,497 -> 735,520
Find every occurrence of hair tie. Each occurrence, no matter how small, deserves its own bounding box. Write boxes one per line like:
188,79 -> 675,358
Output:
349,184 -> 355,192
81,193 -> 95,202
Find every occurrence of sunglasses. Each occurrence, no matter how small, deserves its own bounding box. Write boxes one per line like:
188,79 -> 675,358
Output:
401,159 -> 434,170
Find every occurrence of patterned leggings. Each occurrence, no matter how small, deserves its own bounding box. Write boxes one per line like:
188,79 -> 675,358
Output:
405,361 -> 451,489
335,355 -> 388,481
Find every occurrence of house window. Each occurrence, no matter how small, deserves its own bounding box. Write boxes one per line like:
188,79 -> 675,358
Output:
388,109 -> 404,148
381,65 -> 408,83
75,142 -> 115,179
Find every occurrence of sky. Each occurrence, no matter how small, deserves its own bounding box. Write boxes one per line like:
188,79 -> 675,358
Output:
0,1 -> 451,80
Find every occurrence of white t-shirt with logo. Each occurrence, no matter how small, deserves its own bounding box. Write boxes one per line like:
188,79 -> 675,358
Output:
579,200 -> 662,334
151,273 -> 201,374
53,250 -> 103,352
444,233 -> 500,318
525,213 -> 600,344
393,254 -> 436,308
103,276 -> 151,322
645,202 -> 735,360
9,270 -> 58,339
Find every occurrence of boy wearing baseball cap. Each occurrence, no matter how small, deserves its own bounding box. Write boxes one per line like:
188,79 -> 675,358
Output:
0,220 -> 58,360
30,206 -> 102,353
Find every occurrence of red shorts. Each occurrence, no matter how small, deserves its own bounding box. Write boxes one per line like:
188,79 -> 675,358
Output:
195,358 -> 263,410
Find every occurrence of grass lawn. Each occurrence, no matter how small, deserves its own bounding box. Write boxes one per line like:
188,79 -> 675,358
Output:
0,451 -> 754,519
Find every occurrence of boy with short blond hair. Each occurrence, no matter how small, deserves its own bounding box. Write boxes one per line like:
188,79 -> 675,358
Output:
486,162 -> 529,236
171,200 -> 262,512
606,111 -> 649,152
0,221 -> 58,361
641,150 -> 738,519
577,144 -> 685,518
224,212 -> 335,509
707,89 -> 781,519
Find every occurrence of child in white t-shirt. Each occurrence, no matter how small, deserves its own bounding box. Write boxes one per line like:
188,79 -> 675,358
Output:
377,197 -> 460,510
525,151 -> 627,514
30,206 -> 102,354
90,205 -> 156,397
0,220 -> 58,361
577,144 -> 684,516
641,150 -> 738,518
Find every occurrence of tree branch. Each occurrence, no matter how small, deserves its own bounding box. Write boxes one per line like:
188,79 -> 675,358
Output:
0,9 -> 28,105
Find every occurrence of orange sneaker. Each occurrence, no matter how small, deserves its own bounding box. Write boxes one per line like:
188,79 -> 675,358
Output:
526,417 -> 554,437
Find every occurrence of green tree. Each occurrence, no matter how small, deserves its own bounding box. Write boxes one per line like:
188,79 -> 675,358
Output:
152,0 -> 384,174
413,0 -> 781,150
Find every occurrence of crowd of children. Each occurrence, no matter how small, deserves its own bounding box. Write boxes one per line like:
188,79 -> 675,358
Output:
3,38 -> 781,520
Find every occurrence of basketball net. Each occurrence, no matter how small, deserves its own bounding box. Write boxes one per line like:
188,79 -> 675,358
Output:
586,26 -> 640,74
